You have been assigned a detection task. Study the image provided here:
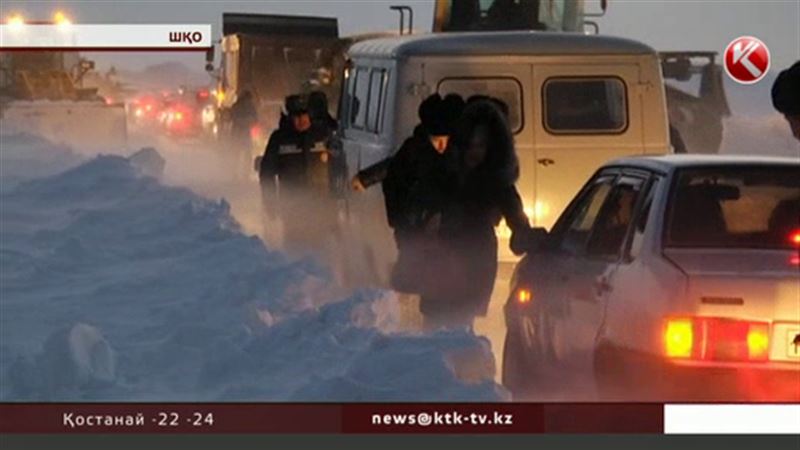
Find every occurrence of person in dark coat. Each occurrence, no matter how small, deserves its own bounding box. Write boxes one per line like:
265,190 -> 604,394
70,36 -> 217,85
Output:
259,94 -> 332,195
308,90 -> 347,196
419,99 -> 530,329
772,61 -> 800,141
229,90 -> 260,175
308,91 -> 338,133
259,94 -> 336,254
230,90 -> 258,143
370,94 -> 465,292
351,93 -> 465,194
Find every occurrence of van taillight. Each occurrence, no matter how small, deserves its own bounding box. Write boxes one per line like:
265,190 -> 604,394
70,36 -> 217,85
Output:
663,317 -> 770,362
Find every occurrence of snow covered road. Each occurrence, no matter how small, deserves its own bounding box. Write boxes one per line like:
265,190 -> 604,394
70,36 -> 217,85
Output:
0,134 -> 507,401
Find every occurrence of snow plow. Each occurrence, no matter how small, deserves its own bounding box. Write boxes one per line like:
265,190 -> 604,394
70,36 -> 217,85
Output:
0,48 -> 128,153
661,51 -> 731,154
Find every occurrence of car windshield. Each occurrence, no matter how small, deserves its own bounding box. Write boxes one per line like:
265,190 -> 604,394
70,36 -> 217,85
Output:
665,166 -> 800,250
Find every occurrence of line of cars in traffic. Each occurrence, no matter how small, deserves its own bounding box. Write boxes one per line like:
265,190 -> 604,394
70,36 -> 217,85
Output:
127,87 -> 216,138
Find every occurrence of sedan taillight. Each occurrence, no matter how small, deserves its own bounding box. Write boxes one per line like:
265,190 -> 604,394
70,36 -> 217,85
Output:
664,317 -> 770,362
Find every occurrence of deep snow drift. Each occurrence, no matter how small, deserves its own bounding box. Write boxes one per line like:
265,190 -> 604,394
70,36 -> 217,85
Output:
0,135 -> 505,401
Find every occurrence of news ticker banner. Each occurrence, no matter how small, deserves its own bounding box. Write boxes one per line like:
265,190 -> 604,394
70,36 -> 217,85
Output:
0,403 -> 798,434
0,24 -> 212,50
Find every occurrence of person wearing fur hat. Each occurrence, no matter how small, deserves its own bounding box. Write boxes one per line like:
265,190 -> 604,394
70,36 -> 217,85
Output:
351,93 -> 465,192
418,99 -> 530,330
772,61 -> 800,141
365,93 -> 465,292
344,94 -> 464,290
259,94 -> 333,195
258,94 -> 337,255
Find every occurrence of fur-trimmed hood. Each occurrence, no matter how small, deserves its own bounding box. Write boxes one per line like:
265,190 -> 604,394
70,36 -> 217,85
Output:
450,100 -> 519,189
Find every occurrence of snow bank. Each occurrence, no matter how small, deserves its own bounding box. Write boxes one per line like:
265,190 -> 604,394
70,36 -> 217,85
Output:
0,133 -> 84,192
0,148 -> 505,401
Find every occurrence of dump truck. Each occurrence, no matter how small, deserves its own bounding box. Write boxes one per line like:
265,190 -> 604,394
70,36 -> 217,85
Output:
206,14 -> 346,160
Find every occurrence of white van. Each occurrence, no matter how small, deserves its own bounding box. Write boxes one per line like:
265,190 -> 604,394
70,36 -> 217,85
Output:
339,31 -> 670,269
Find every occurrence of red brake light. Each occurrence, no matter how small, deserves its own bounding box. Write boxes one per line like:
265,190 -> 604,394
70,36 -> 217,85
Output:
664,317 -> 770,362
250,124 -> 262,141
789,230 -> 800,246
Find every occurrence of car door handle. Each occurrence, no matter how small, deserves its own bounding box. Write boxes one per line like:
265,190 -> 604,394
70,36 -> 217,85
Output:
537,158 -> 555,167
594,276 -> 612,295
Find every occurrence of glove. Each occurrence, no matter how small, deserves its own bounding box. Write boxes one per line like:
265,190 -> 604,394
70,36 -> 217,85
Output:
509,228 -> 529,255
510,227 -> 548,255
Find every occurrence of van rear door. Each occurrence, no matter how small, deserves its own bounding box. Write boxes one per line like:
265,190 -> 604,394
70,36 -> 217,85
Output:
532,63 -> 643,229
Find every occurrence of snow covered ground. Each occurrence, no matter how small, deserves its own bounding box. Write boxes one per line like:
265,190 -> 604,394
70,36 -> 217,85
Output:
1,100 -> 796,402
0,134 -> 505,401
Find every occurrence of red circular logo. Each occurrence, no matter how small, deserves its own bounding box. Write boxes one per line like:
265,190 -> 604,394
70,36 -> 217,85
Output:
723,36 -> 770,84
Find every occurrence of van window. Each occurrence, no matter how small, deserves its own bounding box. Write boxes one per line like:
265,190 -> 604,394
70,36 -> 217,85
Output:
351,68 -> 370,129
437,77 -> 523,133
346,67 -> 388,134
366,69 -> 387,133
543,77 -> 627,134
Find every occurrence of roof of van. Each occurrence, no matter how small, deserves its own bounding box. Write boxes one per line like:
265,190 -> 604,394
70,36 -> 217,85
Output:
347,31 -> 656,59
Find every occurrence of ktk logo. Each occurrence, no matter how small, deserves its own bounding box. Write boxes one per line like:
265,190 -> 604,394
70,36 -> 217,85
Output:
168,31 -> 204,45
724,36 -> 770,84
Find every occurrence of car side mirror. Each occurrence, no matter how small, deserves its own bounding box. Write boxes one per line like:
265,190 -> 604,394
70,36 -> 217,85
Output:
527,227 -> 550,252
253,156 -> 262,173
511,227 -> 549,255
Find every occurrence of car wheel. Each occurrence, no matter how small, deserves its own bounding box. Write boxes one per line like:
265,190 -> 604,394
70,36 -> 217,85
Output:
593,343 -> 657,401
592,343 -> 620,400
502,314 -> 545,396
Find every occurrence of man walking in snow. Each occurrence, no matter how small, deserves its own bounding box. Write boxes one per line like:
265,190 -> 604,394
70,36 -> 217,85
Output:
258,94 -> 336,255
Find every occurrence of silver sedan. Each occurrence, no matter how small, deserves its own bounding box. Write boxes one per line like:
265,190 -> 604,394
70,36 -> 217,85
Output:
503,155 -> 800,401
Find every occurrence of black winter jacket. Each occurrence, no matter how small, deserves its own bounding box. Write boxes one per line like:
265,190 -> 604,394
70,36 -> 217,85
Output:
259,123 -> 332,192
381,125 -> 448,232
419,101 -> 530,318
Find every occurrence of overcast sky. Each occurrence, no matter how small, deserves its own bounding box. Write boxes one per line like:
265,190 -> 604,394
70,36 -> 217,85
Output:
2,0 -> 798,73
